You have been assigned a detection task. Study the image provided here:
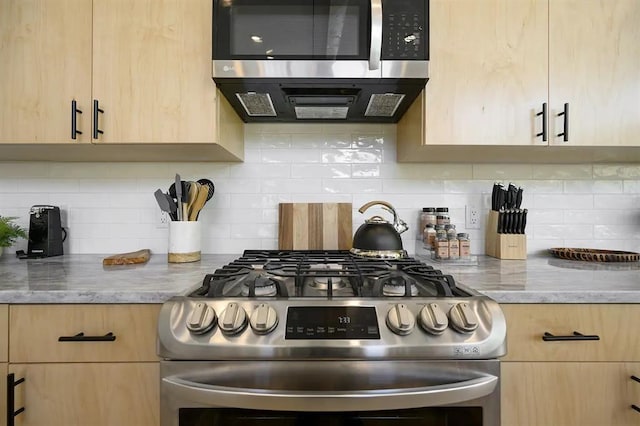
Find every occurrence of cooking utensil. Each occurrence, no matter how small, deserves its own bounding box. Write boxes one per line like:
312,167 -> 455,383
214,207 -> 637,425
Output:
175,174 -> 183,221
189,184 -> 210,221
350,200 -> 408,258
197,178 -> 215,202
154,189 -> 178,221
278,203 -> 352,250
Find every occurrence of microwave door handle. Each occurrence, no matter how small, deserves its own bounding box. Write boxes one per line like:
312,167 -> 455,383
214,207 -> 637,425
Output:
369,0 -> 382,70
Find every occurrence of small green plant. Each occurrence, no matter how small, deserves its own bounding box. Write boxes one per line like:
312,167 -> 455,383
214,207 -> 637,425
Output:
0,216 -> 27,248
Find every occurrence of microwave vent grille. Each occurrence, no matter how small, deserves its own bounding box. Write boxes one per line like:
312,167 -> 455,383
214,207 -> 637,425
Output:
365,93 -> 406,117
236,92 -> 277,116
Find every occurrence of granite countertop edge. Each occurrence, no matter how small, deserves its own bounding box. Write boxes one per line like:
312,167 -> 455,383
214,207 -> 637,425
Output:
0,253 -> 638,304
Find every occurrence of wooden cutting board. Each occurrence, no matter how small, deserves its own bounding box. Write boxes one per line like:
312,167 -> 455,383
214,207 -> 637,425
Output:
279,203 -> 352,250
103,249 -> 151,265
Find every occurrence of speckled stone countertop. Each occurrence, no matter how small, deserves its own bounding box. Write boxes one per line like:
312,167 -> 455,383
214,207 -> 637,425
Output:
0,252 -> 638,304
420,254 -> 640,303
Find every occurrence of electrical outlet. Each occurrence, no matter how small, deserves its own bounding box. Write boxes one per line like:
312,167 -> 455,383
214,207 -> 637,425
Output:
465,205 -> 481,229
157,210 -> 169,228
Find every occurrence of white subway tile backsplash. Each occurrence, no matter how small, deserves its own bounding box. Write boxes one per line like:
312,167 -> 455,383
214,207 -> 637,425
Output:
532,164 -> 593,179
291,164 -> 351,178
1,125 -> 638,255
322,149 -> 383,164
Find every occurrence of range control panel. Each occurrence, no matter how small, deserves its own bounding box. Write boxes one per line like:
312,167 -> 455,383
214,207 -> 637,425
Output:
285,306 -> 380,339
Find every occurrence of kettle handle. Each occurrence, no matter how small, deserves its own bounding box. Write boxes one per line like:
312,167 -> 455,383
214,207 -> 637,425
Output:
358,201 -> 408,234
358,200 -> 395,214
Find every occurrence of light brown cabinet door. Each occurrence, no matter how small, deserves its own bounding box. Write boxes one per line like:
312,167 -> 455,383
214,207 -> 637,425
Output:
92,0 -> 217,144
9,363 -> 159,426
0,0 -> 92,143
502,362 -> 640,426
9,304 -> 160,363
549,0 -> 640,146
501,304 -> 640,362
420,0 -> 548,146
0,363 -> 6,426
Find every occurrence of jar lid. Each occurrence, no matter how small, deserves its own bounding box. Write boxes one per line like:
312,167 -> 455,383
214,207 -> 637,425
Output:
436,215 -> 448,219
434,224 -> 445,230
422,207 -> 436,212
457,233 -> 469,238
436,207 -> 449,212
425,224 -> 435,229
444,224 -> 456,230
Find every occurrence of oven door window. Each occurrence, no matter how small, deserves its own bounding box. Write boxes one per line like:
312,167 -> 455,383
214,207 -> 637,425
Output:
179,407 -> 483,425
213,0 -> 370,60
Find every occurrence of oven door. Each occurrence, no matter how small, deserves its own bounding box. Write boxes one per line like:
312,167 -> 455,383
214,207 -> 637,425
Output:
161,360 -> 500,426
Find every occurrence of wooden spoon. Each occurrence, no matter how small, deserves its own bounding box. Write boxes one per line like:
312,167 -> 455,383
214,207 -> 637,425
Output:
189,184 -> 210,221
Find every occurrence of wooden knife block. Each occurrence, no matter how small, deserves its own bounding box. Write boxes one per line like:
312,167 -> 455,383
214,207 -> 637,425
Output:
485,210 -> 527,260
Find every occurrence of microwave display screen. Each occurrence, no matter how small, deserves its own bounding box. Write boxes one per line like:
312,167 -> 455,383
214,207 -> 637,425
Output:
230,5 -> 360,58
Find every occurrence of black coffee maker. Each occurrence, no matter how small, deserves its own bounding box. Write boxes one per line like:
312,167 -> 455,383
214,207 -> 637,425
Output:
25,205 -> 66,257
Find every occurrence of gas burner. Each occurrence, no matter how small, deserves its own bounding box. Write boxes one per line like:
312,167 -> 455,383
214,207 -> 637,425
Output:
241,274 -> 278,297
381,275 -> 418,296
310,276 -> 348,290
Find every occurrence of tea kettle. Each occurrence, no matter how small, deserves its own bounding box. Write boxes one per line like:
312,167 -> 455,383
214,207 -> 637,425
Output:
350,201 -> 408,259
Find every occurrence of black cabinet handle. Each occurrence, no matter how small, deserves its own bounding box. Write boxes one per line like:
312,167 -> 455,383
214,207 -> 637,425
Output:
58,332 -> 116,342
93,99 -> 104,140
632,405 -> 640,413
542,331 -> 600,341
536,102 -> 547,142
557,102 -> 569,142
71,100 -> 83,140
6,373 -> 25,426
632,375 -> 640,384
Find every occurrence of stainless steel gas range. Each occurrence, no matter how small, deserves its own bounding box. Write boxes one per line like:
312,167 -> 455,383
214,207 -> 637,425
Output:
157,250 -> 507,426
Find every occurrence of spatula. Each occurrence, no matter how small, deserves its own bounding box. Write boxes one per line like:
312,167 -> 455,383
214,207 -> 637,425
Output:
189,184 -> 210,221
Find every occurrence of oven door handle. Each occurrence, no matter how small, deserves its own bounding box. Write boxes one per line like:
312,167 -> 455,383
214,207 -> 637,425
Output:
162,374 -> 498,412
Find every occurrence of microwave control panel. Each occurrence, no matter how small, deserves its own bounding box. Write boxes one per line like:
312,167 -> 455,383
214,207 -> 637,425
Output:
382,0 -> 428,60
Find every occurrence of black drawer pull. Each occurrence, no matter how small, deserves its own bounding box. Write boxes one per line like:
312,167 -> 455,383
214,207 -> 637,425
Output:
542,331 -> 600,341
7,373 -> 26,426
632,375 -> 640,384
71,100 -> 83,140
632,405 -> 640,413
93,99 -> 104,140
58,332 -> 116,342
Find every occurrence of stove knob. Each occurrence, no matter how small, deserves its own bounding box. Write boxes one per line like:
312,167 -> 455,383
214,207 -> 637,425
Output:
386,303 -> 415,335
449,302 -> 479,333
419,302 -> 448,335
249,303 -> 278,335
219,302 -> 248,335
186,302 -> 217,334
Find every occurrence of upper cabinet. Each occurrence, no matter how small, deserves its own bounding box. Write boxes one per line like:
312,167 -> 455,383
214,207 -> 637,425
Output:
0,0 -> 92,143
549,0 -> 640,147
397,0 -> 640,161
0,0 -> 243,161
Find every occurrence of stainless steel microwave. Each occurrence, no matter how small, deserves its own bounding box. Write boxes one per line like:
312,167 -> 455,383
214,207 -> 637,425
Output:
211,0 -> 430,123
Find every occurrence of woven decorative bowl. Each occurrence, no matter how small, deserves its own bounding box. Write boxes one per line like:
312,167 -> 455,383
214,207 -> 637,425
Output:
549,248 -> 640,262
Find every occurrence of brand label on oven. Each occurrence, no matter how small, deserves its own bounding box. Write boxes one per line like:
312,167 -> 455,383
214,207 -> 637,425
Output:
453,346 -> 481,357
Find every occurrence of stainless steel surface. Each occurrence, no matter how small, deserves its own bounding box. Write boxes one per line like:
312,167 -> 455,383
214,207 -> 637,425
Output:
368,0 -> 382,71
160,360 -> 501,426
349,248 -> 408,259
212,60 -> 428,79
157,296 -> 507,361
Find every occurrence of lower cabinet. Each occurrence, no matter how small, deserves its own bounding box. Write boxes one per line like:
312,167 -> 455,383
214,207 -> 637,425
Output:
7,363 -> 158,426
6,304 -> 161,426
500,304 -> 640,426
502,362 -> 640,426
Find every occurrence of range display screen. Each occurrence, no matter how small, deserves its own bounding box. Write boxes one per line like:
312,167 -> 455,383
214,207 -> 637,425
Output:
285,306 -> 380,339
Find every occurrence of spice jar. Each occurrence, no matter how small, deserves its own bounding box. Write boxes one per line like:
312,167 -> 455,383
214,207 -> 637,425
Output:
435,226 -> 449,259
419,207 -> 437,236
423,224 -> 436,249
445,224 -> 457,240
436,207 -> 450,225
448,233 -> 459,259
458,233 -> 471,258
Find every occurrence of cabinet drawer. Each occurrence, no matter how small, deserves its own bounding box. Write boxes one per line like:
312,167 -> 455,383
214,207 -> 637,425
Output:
502,304 -> 640,361
0,304 -> 7,362
9,304 -> 161,362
